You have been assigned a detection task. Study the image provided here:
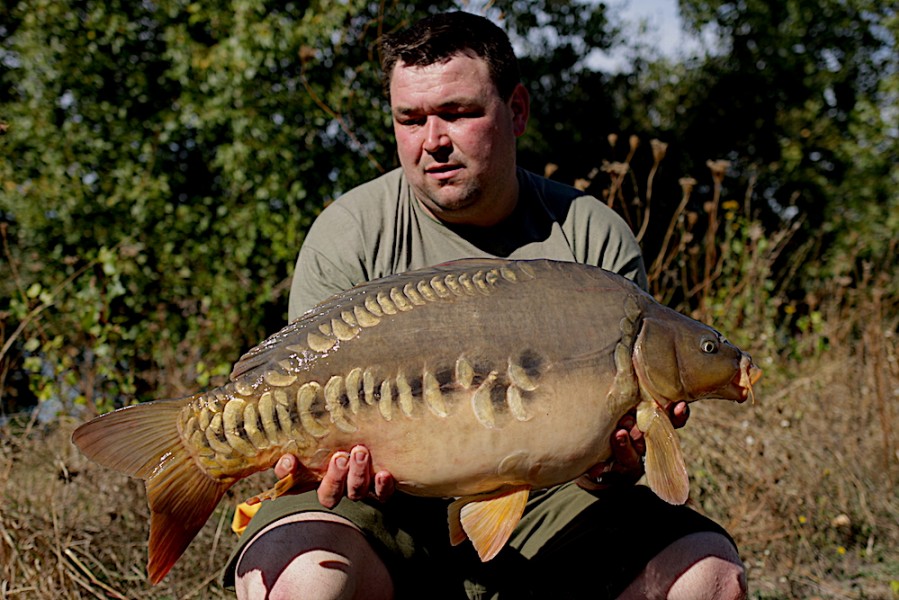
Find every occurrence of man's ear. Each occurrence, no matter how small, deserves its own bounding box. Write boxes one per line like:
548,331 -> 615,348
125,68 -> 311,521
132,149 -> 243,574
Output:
509,83 -> 530,137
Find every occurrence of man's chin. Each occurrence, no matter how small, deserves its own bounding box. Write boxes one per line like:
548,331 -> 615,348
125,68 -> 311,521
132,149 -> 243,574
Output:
415,189 -> 479,219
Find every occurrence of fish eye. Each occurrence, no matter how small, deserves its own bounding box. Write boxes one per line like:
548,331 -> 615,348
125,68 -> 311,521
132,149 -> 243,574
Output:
700,339 -> 718,354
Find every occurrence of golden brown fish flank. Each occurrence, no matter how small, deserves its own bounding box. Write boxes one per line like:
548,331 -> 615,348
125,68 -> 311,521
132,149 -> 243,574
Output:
72,258 -> 759,583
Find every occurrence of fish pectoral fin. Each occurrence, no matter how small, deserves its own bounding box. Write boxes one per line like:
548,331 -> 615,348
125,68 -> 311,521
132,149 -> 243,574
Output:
447,485 -> 530,561
637,400 -> 689,505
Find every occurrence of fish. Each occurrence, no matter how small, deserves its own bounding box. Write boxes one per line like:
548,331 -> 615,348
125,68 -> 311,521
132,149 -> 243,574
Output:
72,258 -> 761,583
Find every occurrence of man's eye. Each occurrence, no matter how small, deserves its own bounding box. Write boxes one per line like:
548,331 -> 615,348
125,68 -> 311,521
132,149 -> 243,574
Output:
443,111 -> 479,121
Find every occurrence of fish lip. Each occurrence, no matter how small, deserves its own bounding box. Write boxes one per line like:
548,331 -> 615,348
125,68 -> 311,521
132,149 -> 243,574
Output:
730,356 -> 762,404
726,375 -> 751,404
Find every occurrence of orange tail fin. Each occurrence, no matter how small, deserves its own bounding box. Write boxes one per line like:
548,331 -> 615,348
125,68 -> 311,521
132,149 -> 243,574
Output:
72,397 -> 233,584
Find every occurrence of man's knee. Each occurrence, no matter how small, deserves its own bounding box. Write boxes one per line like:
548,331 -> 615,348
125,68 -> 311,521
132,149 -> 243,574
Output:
620,531 -> 747,600
234,512 -> 394,600
668,553 -> 747,600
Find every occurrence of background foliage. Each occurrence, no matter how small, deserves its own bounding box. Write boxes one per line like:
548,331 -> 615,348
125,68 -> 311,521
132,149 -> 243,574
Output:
2,0 -> 896,414
0,0 -> 899,597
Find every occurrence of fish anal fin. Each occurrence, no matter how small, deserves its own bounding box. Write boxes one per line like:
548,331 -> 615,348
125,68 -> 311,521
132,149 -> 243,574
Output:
449,509 -> 468,547
447,485 -> 530,561
245,461 -> 321,505
233,461 -> 322,535
638,400 -> 689,505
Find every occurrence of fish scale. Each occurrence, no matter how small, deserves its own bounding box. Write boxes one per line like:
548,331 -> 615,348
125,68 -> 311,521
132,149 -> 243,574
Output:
185,348 -> 547,468
72,258 -> 760,584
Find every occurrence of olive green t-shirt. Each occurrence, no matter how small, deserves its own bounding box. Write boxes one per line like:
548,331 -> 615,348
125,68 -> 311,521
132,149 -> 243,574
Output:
289,167 -> 646,320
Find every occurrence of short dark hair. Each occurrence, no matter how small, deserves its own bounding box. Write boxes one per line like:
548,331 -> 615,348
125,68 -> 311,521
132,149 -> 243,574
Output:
379,12 -> 521,102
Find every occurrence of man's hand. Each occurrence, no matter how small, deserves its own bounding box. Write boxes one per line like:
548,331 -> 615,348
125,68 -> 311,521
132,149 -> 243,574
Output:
273,446 -> 396,509
578,401 -> 690,491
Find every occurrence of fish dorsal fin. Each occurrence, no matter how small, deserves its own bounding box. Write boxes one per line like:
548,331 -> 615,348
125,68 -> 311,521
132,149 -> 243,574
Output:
448,485 -> 530,561
636,399 -> 689,505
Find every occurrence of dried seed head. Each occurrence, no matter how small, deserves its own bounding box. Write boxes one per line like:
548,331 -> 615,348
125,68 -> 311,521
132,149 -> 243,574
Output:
299,45 -> 316,65
686,211 -> 698,228
607,133 -> 618,148
544,163 -> 559,178
629,135 -> 640,152
574,178 -> 590,191
748,223 -> 763,241
601,161 -> 629,176
650,139 -> 668,164
706,159 -> 731,184
679,177 -> 697,195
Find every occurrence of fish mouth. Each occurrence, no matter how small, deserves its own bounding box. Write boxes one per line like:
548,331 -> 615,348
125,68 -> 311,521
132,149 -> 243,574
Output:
732,355 -> 762,404
704,355 -> 761,404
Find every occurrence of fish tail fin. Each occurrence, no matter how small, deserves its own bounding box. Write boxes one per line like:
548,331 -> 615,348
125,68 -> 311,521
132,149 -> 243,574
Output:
72,397 -> 233,584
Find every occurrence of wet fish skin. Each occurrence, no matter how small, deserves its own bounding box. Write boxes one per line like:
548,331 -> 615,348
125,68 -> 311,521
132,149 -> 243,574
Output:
71,258 -> 760,583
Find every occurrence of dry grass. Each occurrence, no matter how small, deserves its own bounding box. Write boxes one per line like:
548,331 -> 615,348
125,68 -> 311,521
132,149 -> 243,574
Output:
2,326 -> 897,599
0,418 -> 264,599
682,333 -> 899,599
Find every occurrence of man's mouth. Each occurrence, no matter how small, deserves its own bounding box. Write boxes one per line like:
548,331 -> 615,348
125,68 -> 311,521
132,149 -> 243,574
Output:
577,462 -> 612,489
425,164 -> 463,179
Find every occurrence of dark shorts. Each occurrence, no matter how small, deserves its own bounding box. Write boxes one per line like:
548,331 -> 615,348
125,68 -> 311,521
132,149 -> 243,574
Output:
223,483 -> 733,599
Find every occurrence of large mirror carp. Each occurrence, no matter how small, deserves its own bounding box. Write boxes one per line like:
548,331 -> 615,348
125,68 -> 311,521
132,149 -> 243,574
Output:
73,258 -> 761,583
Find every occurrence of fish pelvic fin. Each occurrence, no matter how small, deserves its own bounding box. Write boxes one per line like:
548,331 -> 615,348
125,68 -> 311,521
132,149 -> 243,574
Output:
448,485 -> 530,561
636,399 -> 689,505
72,397 -> 233,584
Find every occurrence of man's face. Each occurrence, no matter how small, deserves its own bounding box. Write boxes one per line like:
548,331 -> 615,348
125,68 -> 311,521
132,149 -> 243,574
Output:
389,53 -> 529,226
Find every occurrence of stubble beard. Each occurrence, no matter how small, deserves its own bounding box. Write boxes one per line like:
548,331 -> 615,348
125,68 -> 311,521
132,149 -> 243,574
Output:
416,177 -> 484,219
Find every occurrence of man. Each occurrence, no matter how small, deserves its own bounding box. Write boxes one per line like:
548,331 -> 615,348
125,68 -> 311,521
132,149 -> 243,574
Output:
226,12 -> 747,599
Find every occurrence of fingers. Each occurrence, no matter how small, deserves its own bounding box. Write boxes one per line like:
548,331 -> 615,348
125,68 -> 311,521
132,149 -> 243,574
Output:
317,451 -> 350,508
669,401 -> 690,429
274,454 -> 297,480
611,428 -> 643,471
373,471 -> 396,502
614,413 -> 645,459
607,412 -> 646,485
278,446 -> 396,507
345,446 -> 373,501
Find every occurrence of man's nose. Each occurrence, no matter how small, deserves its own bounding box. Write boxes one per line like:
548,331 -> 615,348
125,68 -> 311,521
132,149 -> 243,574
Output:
423,117 -> 451,154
